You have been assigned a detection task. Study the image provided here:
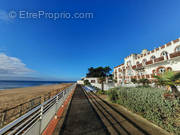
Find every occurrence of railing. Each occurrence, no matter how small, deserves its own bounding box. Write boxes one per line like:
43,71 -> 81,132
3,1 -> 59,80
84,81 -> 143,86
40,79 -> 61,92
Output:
145,60 -> 153,65
154,56 -> 164,63
170,51 -> 180,58
132,65 -> 136,70
137,63 -> 142,67
0,96 -> 41,128
0,84 -> 76,135
0,87 -> 68,128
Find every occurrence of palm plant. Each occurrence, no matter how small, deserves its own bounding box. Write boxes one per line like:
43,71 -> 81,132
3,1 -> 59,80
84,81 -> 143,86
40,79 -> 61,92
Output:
98,77 -> 106,92
138,78 -> 150,86
154,71 -> 180,98
131,78 -> 137,84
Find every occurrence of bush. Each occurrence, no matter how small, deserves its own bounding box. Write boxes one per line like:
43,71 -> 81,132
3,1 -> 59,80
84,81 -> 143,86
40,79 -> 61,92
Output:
108,87 -> 180,134
131,78 -> 137,84
96,89 -> 108,95
107,88 -> 119,103
84,80 -> 91,86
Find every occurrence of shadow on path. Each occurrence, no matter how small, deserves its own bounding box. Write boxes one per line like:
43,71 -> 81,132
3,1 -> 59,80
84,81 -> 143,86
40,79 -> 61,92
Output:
59,85 -> 109,135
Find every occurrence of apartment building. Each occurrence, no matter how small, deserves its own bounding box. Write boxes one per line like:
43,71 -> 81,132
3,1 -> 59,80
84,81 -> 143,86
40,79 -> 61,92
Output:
114,38 -> 180,85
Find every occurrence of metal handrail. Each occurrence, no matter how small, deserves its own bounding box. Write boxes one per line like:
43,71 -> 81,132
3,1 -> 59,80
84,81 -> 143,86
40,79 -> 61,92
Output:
0,84 -> 75,135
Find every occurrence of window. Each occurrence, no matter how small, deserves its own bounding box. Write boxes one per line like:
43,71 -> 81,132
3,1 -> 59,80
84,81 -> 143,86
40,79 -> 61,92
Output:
127,69 -> 132,76
158,67 -> 165,73
175,45 -> 180,52
91,80 -> 96,83
161,51 -> 168,56
142,59 -> 147,65
127,61 -> 131,66
150,55 -> 156,60
167,67 -> 172,71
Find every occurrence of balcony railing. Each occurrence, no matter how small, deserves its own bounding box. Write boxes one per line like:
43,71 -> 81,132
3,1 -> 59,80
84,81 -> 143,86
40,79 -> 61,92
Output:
170,51 -> 180,58
146,60 -> 153,65
132,65 -> 136,69
132,64 -> 144,70
127,51 -> 179,71
154,56 -> 164,63
146,74 -> 150,78
137,63 -> 142,68
118,69 -> 122,72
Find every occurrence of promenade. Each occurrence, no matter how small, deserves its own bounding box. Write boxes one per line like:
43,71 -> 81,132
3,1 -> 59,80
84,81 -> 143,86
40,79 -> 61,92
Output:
53,85 -> 169,135
58,84 -> 109,135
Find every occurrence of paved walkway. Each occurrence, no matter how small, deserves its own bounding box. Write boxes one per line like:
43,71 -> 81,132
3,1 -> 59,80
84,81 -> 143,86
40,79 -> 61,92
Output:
54,85 -> 169,135
59,85 -> 109,135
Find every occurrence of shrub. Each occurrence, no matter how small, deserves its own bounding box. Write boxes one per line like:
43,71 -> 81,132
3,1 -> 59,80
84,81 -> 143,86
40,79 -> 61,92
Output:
131,78 -> 137,84
107,88 -> 119,103
108,87 -> 180,134
84,80 -> 91,86
96,90 -> 107,95
138,78 -> 150,86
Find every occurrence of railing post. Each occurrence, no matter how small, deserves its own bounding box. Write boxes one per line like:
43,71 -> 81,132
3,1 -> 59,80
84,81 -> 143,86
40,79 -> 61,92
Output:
62,90 -> 66,105
39,105 -> 43,134
56,95 -> 58,112
63,90 -> 65,99
41,96 -> 45,104
1,111 -> 6,128
19,104 -> 22,117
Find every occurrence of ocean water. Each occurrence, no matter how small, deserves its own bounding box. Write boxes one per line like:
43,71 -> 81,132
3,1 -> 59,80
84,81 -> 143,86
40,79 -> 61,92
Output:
0,80 -> 74,90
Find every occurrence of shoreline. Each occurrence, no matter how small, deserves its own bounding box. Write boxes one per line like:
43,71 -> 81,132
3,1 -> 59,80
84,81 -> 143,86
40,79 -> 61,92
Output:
0,83 -> 73,112
0,83 -> 62,91
0,80 -> 75,90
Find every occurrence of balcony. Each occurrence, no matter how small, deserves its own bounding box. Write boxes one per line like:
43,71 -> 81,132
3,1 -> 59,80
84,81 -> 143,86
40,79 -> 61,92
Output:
118,69 -> 122,72
146,60 -> 153,65
136,63 -> 144,70
132,65 -> 136,69
170,51 -> 180,58
132,64 -> 144,70
154,56 -> 164,63
146,74 -> 150,78
137,63 -> 142,68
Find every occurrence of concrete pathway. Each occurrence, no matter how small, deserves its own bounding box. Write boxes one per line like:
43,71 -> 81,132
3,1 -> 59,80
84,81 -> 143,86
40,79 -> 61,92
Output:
58,85 -> 109,135
54,85 -> 169,135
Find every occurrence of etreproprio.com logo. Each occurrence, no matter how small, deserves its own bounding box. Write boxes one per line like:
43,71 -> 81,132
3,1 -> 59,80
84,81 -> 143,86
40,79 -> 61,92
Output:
8,10 -> 94,20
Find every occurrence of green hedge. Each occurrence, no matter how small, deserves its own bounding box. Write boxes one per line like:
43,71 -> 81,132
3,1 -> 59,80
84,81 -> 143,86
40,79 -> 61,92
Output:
107,87 -> 180,134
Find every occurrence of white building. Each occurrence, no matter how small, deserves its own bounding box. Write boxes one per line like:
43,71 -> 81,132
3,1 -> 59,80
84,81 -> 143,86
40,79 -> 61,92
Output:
114,38 -> 180,85
77,77 -> 114,90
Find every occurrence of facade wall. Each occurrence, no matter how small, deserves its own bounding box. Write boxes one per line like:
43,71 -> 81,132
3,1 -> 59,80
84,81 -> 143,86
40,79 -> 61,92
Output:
77,77 -> 114,90
114,38 -> 180,85
83,77 -> 100,84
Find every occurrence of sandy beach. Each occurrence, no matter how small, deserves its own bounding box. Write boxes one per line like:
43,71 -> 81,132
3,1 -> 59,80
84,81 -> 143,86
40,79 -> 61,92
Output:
0,83 -> 72,112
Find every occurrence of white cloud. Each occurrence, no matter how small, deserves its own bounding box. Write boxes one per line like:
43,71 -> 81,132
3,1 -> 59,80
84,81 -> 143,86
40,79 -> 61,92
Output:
0,53 -> 34,75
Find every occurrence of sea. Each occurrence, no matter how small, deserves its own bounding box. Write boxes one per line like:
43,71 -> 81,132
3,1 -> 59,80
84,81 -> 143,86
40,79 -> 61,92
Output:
0,80 -> 74,90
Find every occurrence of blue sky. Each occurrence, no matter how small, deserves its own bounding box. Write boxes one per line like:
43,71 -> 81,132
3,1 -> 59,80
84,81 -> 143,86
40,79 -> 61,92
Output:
0,0 -> 180,81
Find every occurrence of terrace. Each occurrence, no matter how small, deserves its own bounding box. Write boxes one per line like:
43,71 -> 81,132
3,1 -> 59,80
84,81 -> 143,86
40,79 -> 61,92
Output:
134,51 -> 179,68
154,56 -> 164,63
146,60 -> 153,65
170,51 -> 180,58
